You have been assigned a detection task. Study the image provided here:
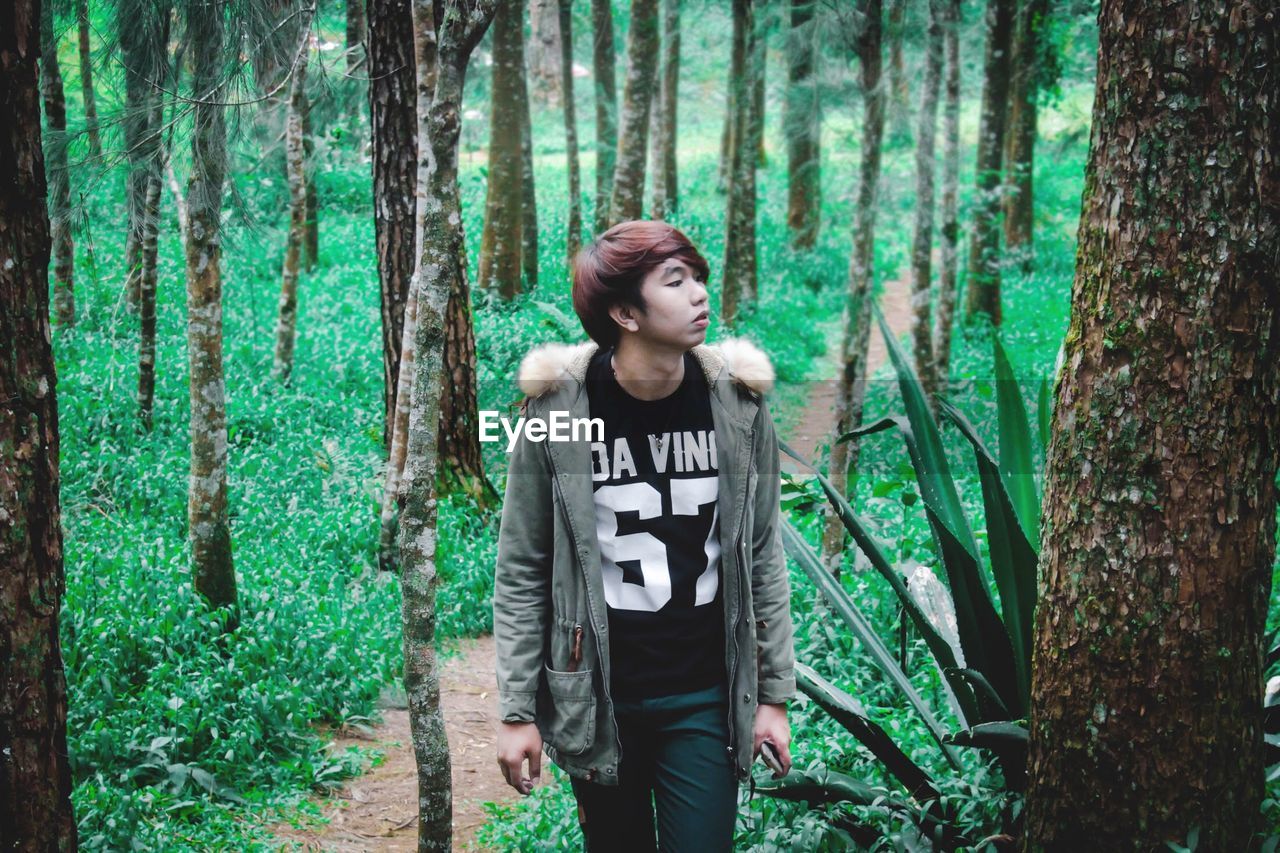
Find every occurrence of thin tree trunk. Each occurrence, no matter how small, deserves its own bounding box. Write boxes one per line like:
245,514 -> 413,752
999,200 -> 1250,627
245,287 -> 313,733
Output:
720,0 -> 756,326
184,0 -> 237,618
1025,2 -> 1279,846
478,0 -> 525,299
647,76 -> 663,218
437,264 -> 491,504
399,3 -> 497,846
608,0 -> 660,224
717,57 -> 733,193
528,0 -> 562,105
77,0 -> 102,159
138,93 -> 165,430
558,0 -> 583,259
932,0 -> 960,397
519,46 -> 538,290
657,0 -> 679,218
910,0 -> 942,407
751,8 -> 765,169
823,0 -> 883,570
591,0 -> 617,235
885,0 -> 908,139
962,0 -> 1014,324
346,0 -> 366,71
367,0 -> 418,450
785,0 -> 820,251
1,3 -> 78,843
1001,0 -> 1046,271
41,0 -> 75,328
273,56 -> 308,383
302,87 -> 318,271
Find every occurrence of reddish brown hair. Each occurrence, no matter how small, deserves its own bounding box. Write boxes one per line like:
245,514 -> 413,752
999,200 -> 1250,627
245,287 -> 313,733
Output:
571,220 -> 711,347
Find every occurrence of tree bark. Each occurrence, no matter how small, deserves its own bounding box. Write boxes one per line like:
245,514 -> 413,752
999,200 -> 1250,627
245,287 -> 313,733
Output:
528,0 -> 562,105
932,0 -> 960,397
302,88 -> 318,272
823,0 -> 884,570
608,0 -> 660,225
649,0 -> 678,221
346,0 -> 366,71
138,93 -> 165,430
76,0 -> 102,159
751,7 -> 766,169
785,0 -> 820,251
885,0 -> 908,140
720,0 -> 757,325
1001,0 -> 1046,270
273,55 -> 308,383
478,0 -> 525,299
910,0 -> 942,407
1025,3 -> 1279,849
519,44 -> 539,290
558,0 -> 583,259
367,0 -> 418,450
184,0 -> 237,618
590,0 -> 617,235
962,0 -> 1014,325
41,0 -> 75,328
399,3 -> 498,846
1,2 -> 78,844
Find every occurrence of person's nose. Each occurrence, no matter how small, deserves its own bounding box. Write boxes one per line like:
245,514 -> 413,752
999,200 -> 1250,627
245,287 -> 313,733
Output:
691,279 -> 709,306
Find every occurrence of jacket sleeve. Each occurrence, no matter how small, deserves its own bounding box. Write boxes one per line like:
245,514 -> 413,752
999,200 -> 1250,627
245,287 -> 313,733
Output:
750,396 -> 797,706
493,401 -> 554,723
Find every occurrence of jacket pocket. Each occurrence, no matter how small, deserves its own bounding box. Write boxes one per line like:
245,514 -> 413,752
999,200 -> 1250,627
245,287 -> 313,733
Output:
540,662 -> 596,755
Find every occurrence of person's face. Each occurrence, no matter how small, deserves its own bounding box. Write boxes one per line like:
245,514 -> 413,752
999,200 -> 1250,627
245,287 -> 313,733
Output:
609,259 -> 711,352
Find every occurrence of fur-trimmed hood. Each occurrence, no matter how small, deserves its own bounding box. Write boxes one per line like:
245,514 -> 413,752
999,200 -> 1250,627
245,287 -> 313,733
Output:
516,338 -> 775,399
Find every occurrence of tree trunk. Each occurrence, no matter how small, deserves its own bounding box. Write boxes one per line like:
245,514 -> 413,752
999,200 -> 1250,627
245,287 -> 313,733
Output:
646,69 -> 662,217
558,0 -> 583,259
76,0 -> 102,159
478,0 -> 525,299
302,88 -> 318,272
932,0 -> 960,397
885,0 -> 908,140
1001,0 -> 1046,271
1024,3 -> 1279,849
910,0 -> 942,406
273,55 -> 308,383
658,0 -> 679,218
590,0 -> 617,235
962,0 -> 1013,325
785,0 -> 819,251
437,265 -> 491,504
751,7 -> 766,169
527,0 -> 562,105
41,0 -> 75,328
346,0 -> 366,71
1,3 -> 78,844
138,93 -> 165,430
822,0 -> 883,570
717,56 -> 733,193
184,0 -> 237,619
519,44 -> 538,290
608,0 -> 660,225
720,0 -> 756,325
367,0 -> 418,451
399,3 -> 497,847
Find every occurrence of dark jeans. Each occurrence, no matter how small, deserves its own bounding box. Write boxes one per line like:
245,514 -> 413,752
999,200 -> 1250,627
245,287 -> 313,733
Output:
568,682 -> 738,852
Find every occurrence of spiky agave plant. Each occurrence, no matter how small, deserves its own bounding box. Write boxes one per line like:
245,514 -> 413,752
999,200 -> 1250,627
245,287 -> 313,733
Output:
759,305 -> 1047,847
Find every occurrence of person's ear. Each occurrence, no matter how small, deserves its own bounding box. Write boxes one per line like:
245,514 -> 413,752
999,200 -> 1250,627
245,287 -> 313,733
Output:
608,302 -> 641,334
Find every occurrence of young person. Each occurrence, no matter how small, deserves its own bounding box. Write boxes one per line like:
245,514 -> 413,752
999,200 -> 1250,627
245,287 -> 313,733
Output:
493,220 -> 796,851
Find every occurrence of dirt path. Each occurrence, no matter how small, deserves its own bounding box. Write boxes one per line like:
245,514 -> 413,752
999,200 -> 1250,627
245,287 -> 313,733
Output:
265,270 -> 917,852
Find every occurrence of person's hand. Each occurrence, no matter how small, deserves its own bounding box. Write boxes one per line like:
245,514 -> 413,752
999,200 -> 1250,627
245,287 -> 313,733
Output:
496,721 -> 543,795
753,702 -> 792,779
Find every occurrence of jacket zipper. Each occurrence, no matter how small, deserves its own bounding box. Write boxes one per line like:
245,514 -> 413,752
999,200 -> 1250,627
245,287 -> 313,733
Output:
568,623 -> 584,673
726,427 -> 757,775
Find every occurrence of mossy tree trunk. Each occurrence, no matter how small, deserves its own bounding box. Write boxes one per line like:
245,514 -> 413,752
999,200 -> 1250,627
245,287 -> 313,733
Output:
1,2 -> 78,843
1001,0 -> 1047,271
720,0 -> 756,325
559,0 -> 583,259
590,0 -> 617,235
784,0 -> 820,251
273,54 -> 308,383
931,0 -> 960,396
649,0 -> 679,221
910,0 -> 942,407
608,0 -> 660,224
41,0 -> 75,328
399,2 -> 498,846
478,0 -> 525,299
346,0 -> 366,71
1025,2 -> 1280,847
76,0 -> 102,159
823,0 -> 883,571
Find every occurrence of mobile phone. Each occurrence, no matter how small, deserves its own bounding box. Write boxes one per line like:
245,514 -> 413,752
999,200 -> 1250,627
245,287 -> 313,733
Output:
760,740 -> 785,776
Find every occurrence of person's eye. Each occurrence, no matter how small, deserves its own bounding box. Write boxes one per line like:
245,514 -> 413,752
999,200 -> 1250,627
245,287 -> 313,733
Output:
667,279 -> 681,286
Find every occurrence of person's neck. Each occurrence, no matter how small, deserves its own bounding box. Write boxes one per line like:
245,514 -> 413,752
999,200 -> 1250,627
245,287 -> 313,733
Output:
610,338 -> 687,401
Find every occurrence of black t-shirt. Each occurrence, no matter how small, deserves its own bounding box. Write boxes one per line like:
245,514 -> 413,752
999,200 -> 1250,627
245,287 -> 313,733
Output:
585,348 -> 727,700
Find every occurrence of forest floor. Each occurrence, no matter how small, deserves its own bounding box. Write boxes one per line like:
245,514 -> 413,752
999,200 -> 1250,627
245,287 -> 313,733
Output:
264,270 -> 915,851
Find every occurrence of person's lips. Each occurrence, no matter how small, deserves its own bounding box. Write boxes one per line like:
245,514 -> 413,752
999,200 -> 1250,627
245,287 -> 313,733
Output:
693,310 -> 709,327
